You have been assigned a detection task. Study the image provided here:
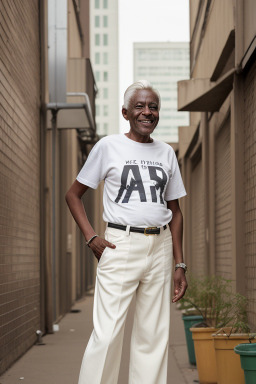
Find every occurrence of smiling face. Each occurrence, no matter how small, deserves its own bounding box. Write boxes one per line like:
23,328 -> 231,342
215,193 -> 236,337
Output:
122,89 -> 160,142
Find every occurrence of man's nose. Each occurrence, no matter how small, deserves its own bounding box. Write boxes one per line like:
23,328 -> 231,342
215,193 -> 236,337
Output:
142,106 -> 151,115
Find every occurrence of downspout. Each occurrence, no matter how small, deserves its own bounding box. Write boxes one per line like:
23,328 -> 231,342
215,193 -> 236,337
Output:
51,109 -> 57,323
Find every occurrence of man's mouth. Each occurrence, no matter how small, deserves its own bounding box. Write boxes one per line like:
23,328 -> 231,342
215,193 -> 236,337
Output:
138,120 -> 154,124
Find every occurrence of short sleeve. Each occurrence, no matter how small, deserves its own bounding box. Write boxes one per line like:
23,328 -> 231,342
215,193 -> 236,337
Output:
76,139 -> 106,189
165,153 -> 186,201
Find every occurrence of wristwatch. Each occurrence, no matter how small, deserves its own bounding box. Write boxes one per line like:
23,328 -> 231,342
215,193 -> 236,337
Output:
175,263 -> 187,273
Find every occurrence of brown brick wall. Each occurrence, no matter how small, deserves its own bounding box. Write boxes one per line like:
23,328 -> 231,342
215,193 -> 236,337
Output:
0,0 -> 41,373
244,60 -> 256,326
215,119 -> 232,279
191,159 -> 207,276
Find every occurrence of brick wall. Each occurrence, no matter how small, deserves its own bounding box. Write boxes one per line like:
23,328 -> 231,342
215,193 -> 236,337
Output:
191,159 -> 206,276
215,119 -> 232,279
244,60 -> 256,326
0,1 -> 41,373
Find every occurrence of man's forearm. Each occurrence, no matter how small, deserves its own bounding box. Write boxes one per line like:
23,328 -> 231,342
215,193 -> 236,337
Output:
169,209 -> 184,264
65,192 -> 96,241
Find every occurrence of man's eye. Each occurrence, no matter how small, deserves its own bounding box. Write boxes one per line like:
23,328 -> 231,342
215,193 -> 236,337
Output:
150,106 -> 157,110
135,105 -> 143,108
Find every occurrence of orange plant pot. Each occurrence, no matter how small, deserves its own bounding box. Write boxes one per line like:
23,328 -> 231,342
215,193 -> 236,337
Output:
213,333 -> 256,384
191,327 -> 217,384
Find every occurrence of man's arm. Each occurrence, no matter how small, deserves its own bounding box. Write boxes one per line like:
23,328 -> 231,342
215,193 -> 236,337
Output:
65,180 -> 115,261
167,199 -> 188,302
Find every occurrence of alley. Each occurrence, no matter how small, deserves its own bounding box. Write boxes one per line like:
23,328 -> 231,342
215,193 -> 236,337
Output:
0,294 -> 198,384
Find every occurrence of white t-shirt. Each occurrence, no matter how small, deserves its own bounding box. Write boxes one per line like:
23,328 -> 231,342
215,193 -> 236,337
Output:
77,134 -> 186,227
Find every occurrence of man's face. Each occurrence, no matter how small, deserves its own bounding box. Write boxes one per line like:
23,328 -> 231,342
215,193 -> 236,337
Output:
122,89 -> 160,138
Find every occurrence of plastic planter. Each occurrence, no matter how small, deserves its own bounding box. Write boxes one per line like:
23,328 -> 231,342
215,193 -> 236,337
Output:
182,315 -> 203,365
234,343 -> 256,384
213,333 -> 255,384
191,327 -> 218,384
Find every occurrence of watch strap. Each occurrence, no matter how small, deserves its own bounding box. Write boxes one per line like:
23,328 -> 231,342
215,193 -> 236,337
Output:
175,262 -> 187,272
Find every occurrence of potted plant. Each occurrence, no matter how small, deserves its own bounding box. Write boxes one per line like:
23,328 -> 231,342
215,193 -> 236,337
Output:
181,275 -> 252,384
212,293 -> 256,384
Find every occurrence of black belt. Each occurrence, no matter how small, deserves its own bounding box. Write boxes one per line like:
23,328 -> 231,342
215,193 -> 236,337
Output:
108,222 -> 167,235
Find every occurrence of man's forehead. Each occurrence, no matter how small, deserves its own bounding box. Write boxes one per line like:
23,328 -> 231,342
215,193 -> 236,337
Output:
131,89 -> 159,104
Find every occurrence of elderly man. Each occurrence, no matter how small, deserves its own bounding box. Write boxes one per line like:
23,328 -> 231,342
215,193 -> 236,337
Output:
65,80 -> 187,384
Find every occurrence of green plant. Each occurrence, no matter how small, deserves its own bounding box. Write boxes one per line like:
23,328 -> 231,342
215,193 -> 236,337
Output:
180,274 -> 250,332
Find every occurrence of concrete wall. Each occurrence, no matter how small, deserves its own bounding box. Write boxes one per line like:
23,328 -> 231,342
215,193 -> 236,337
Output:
0,0 -> 41,373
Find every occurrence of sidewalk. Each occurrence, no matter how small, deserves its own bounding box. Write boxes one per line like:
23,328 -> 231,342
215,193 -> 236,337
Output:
0,294 -> 198,384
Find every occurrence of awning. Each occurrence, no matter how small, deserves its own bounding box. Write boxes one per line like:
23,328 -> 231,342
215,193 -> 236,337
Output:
178,68 -> 235,112
47,93 -> 96,132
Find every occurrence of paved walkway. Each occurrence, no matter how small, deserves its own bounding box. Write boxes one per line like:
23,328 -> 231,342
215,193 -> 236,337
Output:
0,294 -> 198,384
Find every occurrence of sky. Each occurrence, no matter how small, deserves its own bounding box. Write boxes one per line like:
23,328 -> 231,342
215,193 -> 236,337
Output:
118,0 -> 190,131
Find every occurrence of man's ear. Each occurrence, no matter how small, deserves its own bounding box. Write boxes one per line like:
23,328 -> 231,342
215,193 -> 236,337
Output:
122,108 -> 129,121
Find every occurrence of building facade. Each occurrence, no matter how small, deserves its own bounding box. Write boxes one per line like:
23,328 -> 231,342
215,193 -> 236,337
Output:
90,0 -> 119,135
0,0 -> 41,372
134,42 -> 189,142
178,0 -> 256,328
0,0 -> 102,374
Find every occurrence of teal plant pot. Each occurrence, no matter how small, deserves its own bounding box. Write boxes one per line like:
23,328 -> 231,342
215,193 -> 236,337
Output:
182,314 -> 203,365
234,343 -> 256,384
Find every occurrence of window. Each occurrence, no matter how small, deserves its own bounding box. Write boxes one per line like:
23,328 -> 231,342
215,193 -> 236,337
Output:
95,71 -> 100,81
103,34 -> 108,46
95,34 -> 100,46
103,123 -> 108,132
95,52 -> 100,64
103,105 -> 108,116
95,0 -> 100,8
96,105 -> 100,116
103,15 -> 108,27
103,52 -> 108,64
103,71 -> 108,81
95,15 -> 100,27
103,88 -> 108,99
103,0 -> 108,8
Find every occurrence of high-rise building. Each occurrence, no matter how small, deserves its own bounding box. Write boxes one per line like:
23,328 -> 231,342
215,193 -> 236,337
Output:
134,42 -> 189,143
90,0 -> 119,135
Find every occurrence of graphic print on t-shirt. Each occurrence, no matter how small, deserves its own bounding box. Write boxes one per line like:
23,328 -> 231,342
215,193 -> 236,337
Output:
115,159 -> 168,204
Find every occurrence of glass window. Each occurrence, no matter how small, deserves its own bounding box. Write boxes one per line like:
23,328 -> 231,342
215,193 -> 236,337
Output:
95,34 -> 100,46
103,123 -> 108,132
95,0 -> 100,8
103,71 -> 108,81
103,88 -> 108,99
104,105 -> 108,116
103,52 -> 108,64
103,34 -> 108,46
103,0 -> 108,8
103,15 -> 108,27
95,71 -> 100,81
95,52 -> 100,64
96,105 -> 100,116
95,15 -> 100,27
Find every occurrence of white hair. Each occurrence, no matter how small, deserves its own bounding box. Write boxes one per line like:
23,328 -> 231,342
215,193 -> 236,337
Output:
123,80 -> 161,110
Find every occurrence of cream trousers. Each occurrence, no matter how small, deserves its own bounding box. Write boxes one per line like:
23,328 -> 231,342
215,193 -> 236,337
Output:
78,225 -> 173,384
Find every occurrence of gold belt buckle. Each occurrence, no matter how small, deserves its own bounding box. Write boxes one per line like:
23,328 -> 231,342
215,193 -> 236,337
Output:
144,227 -> 158,236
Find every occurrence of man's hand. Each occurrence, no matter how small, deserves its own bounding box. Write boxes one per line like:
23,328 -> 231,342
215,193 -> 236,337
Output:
172,268 -> 188,303
89,236 -> 116,262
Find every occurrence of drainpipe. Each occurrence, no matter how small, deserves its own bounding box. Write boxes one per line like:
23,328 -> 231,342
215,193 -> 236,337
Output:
51,108 -> 57,322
